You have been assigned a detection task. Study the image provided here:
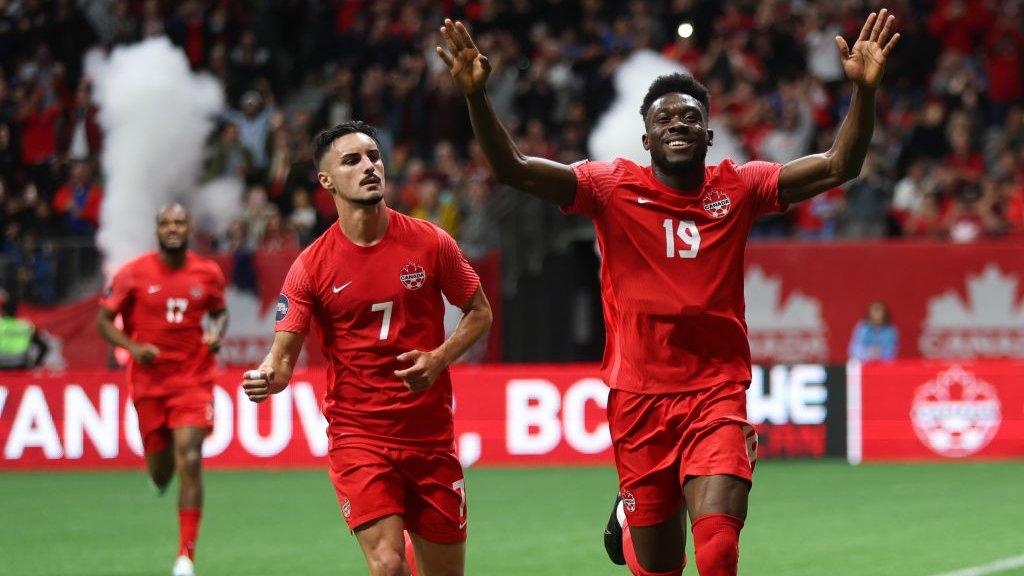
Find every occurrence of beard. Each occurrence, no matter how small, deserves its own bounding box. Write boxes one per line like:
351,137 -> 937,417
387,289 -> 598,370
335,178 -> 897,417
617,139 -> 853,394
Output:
651,147 -> 706,176
351,191 -> 385,206
159,239 -> 189,254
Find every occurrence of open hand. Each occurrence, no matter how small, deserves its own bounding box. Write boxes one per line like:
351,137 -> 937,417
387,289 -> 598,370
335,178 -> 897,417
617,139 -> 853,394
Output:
837,9 -> 900,89
394,349 -> 446,392
436,18 -> 491,96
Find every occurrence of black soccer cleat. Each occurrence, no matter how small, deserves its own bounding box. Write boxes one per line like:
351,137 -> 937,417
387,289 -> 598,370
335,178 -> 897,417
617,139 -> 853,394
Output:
603,495 -> 626,565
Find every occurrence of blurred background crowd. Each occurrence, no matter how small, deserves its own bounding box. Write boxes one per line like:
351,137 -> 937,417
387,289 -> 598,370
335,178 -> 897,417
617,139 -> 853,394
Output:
0,0 -> 1022,308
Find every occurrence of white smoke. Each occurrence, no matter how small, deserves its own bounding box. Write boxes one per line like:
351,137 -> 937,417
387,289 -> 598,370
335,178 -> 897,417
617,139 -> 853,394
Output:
588,49 -> 746,166
87,38 -> 240,276
192,177 -> 245,238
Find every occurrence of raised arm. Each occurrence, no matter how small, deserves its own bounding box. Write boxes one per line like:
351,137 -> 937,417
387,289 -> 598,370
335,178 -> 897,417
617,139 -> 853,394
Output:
436,19 -> 577,206
778,9 -> 900,205
242,330 -> 305,403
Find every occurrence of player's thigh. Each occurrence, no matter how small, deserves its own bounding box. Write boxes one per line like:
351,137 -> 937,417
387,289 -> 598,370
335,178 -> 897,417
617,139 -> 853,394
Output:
399,450 -> 467,546
353,514 -> 408,574
608,389 -> 683,527
679,382 -> 755,520
409,532 -> 464,576
683,474 -> 750,521
133,396 -> 173,455
329,445 -> 407,533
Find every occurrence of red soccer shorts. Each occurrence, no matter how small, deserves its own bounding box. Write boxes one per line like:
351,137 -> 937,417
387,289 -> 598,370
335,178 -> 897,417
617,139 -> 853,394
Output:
328,444 -> 468,544
608,380 -> 757,527
133,390 -> 214,455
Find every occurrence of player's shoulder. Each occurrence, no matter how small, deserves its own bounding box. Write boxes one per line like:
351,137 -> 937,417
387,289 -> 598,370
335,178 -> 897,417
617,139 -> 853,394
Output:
293,222 -> 341,275
392,209 -> 450,244
117,251 -> 158,275
187,252 -> 227,279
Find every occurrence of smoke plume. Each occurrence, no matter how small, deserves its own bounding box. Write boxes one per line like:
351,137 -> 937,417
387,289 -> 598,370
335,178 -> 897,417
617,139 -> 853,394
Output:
87,38 -> 241,275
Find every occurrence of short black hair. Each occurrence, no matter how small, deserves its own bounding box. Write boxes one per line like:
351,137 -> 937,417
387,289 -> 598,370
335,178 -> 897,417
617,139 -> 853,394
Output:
639,73 -> 710,119
313,121 -> 381,166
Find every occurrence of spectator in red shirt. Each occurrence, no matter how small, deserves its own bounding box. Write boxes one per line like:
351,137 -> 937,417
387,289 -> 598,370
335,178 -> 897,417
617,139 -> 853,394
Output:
52,161 -> 102,234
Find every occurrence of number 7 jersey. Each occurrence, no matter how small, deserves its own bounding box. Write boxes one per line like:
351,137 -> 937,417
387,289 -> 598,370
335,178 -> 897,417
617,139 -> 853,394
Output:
563,158 -> 785,394
275,210 -> 480,450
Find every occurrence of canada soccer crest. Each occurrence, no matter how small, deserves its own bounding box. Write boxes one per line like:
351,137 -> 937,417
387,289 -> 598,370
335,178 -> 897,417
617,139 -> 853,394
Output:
619,490 -> 636,513
910,366 -> 1001,458
702,188 -> 732,218
342,498 -> 352,518
400,262 -> 427,290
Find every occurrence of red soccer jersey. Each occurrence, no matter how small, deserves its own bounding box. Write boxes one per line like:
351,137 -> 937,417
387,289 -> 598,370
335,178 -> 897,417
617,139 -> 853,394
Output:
275,210 -> 480,450
100,252 -> 227,398
564,158 -> 785,394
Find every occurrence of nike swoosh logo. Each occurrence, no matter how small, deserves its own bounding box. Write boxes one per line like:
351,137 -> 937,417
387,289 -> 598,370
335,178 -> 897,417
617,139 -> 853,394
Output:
637,197 -> 653,204
332,281 -> 352,293
147,285 -> 161,294
459,521 -> 468,529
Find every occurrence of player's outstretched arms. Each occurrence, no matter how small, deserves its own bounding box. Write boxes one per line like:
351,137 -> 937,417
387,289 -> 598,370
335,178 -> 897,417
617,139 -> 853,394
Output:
778,8 -> 899,204
436,18 -> 577,206
394,286 -> 491,392
95,307 -> 159,364
243,330 -> 305,403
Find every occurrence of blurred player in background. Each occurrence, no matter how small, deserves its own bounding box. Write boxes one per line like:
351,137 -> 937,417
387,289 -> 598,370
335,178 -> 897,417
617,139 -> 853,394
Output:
242,121 -> 491,576
96,203 -> 228,576
439,9 -> 898,576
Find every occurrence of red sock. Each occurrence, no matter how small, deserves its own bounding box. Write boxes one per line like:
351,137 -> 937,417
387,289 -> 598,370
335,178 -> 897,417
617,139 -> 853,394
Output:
691,514 -> 743,576
178,508 -> 202,560
404,531 -> 418,576
623,522 -> 685,576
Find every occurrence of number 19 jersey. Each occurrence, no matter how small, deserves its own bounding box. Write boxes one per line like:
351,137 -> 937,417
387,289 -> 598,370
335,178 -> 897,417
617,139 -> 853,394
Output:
275,210 -> 480,450
563,158 -> 785,394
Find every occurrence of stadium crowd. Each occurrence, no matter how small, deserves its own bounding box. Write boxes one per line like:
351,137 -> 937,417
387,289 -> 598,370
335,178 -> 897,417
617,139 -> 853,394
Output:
0,0 -> 1022,305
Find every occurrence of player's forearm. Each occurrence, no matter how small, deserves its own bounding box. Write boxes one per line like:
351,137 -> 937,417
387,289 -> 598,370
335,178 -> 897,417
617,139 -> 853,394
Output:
261,331 -> 305,391
828,85 -> 875,183
464,91 -> 529,184
95,313 -> 136,350
433,305 -> 492,369
208,310 -> 229,339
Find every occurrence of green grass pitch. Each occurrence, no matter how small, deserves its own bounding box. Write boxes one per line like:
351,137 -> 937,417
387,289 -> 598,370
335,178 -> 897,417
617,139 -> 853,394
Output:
2,461 -> 1022,575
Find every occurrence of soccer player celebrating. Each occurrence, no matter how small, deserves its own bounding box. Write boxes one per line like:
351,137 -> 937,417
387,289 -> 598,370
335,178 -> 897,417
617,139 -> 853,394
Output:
438,10 -> 898,576
242,121 -> 492,576
97,203 -> 228,576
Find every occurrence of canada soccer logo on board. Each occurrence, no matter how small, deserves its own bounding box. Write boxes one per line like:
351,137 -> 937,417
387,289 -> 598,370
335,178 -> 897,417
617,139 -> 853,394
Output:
702,188 -> 732,218
910,366 -> 1002,458
400,262 -> 427,290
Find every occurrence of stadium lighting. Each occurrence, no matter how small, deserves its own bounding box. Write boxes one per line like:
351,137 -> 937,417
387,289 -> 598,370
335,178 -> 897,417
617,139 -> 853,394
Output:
677,22 -> 694,38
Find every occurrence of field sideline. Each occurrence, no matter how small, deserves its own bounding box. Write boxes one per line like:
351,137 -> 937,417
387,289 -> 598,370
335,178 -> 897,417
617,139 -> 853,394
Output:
2,461 -> 1022,576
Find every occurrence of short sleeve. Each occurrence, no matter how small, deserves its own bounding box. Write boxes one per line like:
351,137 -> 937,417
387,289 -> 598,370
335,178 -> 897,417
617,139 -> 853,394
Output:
275,257 -> 314,335
207,264 -> 227,312
736,161 -> 786,216
435,226 -> 480,307
561,160 -> 620,218
100,264 -> 134,313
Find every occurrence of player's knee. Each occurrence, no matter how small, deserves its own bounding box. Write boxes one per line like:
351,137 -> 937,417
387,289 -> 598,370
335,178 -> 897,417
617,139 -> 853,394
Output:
175,447 -> 202,476
367,548 -> 405,576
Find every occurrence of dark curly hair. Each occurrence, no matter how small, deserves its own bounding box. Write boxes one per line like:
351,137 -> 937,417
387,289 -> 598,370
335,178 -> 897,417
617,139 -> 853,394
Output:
313,120 -> 381,166
639,73 -> 710,119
